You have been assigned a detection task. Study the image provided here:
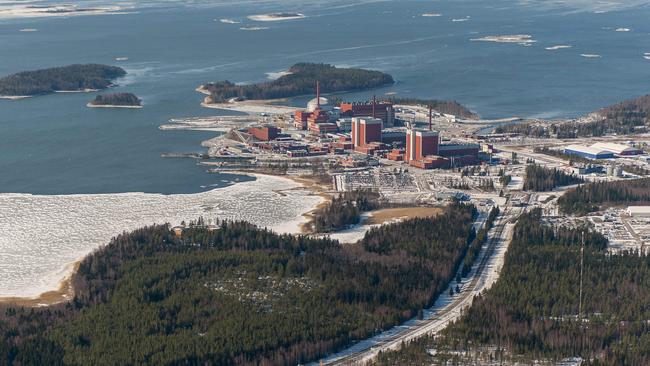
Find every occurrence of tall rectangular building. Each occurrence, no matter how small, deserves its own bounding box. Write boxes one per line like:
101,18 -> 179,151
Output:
405,129 -> 439,162
351,117 -> 383,148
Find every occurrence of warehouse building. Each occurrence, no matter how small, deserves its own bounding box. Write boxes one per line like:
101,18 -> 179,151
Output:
590,142 -> 643,156
564,145 -> 614,159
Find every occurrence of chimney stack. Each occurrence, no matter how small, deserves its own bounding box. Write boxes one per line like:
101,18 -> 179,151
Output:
372,94 -> 376,118
428,105 -> 433,131
316,81 -> 320,108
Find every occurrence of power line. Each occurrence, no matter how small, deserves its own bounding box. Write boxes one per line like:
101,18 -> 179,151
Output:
579,231 -> 585,320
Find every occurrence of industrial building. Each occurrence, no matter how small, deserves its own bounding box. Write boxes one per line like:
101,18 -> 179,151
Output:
340,97 -> 395,128
248,125 -> 281,141
294,82 -> 338,133
591,142 -> 643,156
351,117 -> 382,149
405,128 -> 439,162
564,144 -> 614,159
381,128 -> 407,146
438,143 -> 480,158
627,206 -> 650,218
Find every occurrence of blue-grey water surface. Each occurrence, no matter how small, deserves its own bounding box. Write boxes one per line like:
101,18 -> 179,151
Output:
1,0 -> 649,194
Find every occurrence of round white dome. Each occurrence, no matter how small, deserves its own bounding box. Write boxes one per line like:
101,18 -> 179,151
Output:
307,97 -> 331,112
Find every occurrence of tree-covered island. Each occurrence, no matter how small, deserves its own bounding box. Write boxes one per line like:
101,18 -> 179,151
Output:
200,62 -> 395,103
0,64 -> 126,97
87,93 -> 142,108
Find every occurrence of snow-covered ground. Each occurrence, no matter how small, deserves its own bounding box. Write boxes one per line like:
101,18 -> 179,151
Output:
321,212 -> 385,244
0,174 -> 323,298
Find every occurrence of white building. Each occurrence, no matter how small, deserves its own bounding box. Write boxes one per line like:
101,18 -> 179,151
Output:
591,142 -> 642,156
564,144 -> 614,159
626,206 -> 650,218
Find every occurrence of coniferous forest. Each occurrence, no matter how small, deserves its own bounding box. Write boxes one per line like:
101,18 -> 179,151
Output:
373,209 -> 650,365
308,189 -> 382,233
202,63 -> 394,103
0,203 -> 477,366
495,94 -> 650,138
0,64 -> 126,96
89,92 -> 141,106
523,164 -> 584,192
558,177 -> 650,215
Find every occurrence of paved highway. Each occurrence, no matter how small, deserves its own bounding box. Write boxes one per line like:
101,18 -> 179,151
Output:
319,206 -> 520,365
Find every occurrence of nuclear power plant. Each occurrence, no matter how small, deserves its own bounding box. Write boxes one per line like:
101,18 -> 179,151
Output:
211,81 -> 484,170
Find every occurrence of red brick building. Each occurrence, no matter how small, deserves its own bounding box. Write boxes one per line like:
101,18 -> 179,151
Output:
248,125 -> 280,141
405,129 -> 439,162
351,117 -> 382,149
340,100 -> 394,127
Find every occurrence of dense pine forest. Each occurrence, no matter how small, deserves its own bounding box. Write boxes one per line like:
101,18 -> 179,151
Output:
523,164 -> 584,192
558,177 -> 650,215
0,203 -> 477,366
308,189 -> 382,232
89,92 -> 141,106
373,209 -> 650,365
0,64 -> 126,96
460,206 -> 499,277
201,63 -> 394,103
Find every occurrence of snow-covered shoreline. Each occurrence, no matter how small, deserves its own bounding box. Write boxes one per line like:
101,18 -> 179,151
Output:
0,174 -> 324,299
0,4 -> 127,19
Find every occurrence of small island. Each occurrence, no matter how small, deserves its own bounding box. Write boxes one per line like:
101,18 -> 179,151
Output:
0,64 -> 126,98
87,93 -> 142,109
199,62 -> 394,104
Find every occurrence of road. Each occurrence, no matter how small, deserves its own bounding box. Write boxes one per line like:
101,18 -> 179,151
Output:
318,206 -> 519,365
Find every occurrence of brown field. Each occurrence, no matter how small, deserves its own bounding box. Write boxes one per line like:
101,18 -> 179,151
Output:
366,206 -> 443,225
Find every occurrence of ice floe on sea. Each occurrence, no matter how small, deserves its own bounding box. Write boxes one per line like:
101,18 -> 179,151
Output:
421,12 -> 441,17
218,18 -> 240,24
0,174 -> 323,298
545,45 -> 572,50
615,27 -> 631,32
247,13 -> 305,21
471,34 -> 536,45
580,53 -> 601,58
240,26 -> 269,31
0,2 -> 130,19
